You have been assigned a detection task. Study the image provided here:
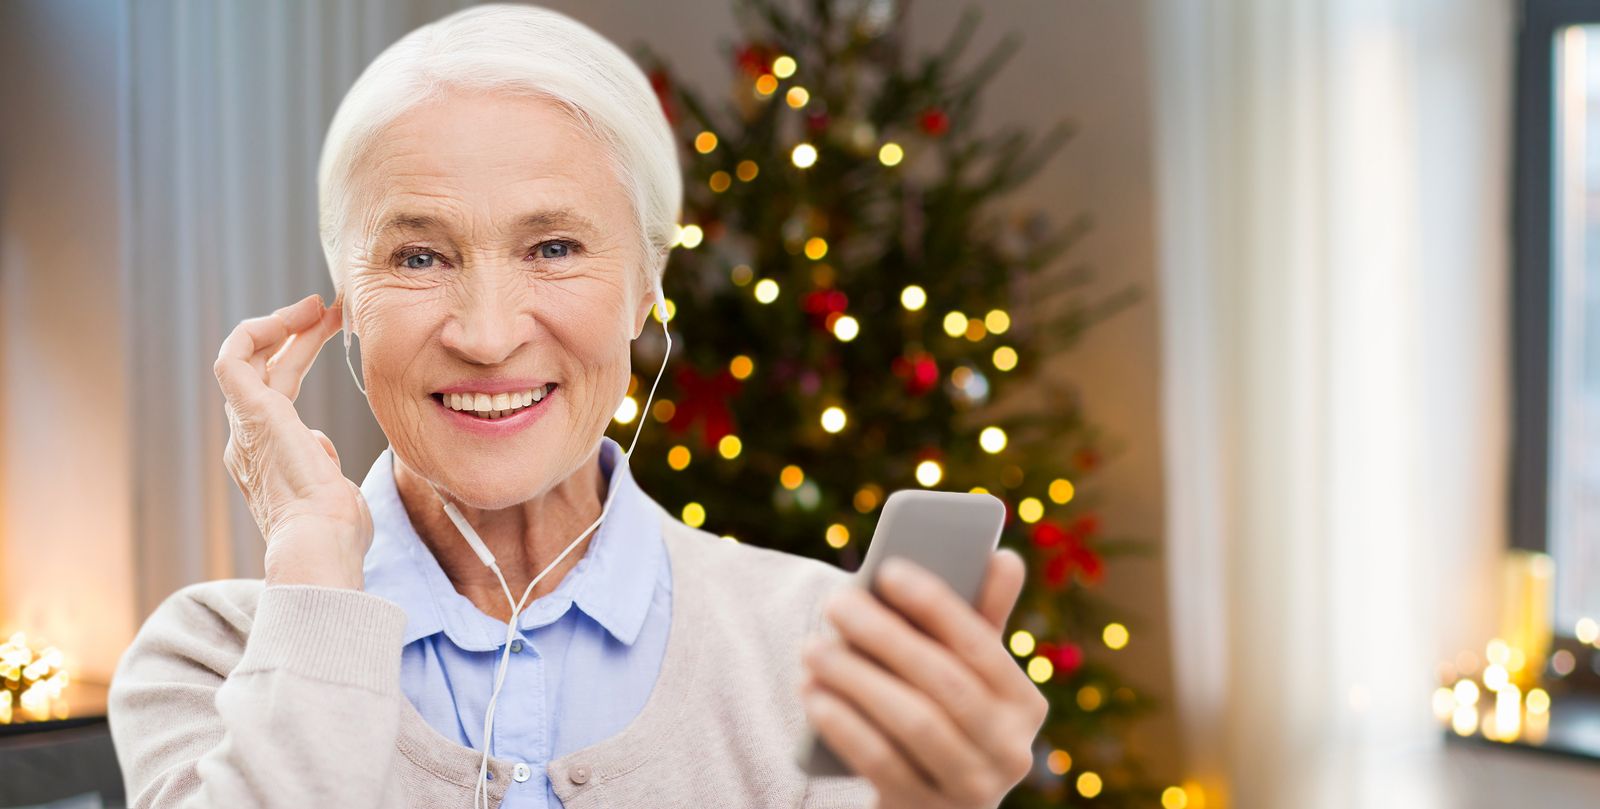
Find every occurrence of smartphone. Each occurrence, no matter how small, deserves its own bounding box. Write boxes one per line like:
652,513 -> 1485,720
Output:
795,488 -> 1007,777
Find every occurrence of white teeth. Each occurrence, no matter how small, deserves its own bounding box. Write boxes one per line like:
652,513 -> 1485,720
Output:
493,393 -> 511,410
531,387 -> 544,403
473,393 -> 490,411
442,385 -> 553,416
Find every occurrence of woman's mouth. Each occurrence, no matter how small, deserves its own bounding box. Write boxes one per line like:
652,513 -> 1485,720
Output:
432,383 -> 558,420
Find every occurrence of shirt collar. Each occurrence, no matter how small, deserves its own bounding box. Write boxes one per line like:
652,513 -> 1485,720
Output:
360,436 -> 664,651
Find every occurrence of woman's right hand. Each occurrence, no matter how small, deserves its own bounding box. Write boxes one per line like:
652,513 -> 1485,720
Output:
213,293 -> 371,590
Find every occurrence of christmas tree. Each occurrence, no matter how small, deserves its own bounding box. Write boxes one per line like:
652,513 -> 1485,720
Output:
617,0 -> 1167,805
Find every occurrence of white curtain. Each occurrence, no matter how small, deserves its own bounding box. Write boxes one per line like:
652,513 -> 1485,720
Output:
124,0 -> 473,615
1151,1 -> 1512,806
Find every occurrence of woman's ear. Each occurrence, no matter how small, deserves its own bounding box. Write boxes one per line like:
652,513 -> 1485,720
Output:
632,274 -> 662,340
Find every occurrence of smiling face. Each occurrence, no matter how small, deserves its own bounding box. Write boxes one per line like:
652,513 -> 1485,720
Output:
340,88 -> 656,510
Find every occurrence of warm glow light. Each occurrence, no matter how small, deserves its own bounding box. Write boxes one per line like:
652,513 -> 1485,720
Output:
1049,478 -> 1076,504
879,142 -> 904,166
694,131 -> 718,153
1452,704 -> 1478,736
821,406 -> 847,433
804,236 -> 829,260
1103,623 -> 1130,650
718,435 -> 743,459
1483,664 -> 1509,692
772,55 -> 797,78
985,309 -> 1011,333
652,399 -> 676,422
1495,683 -> 1522,741
729,355 -> 754,379
1454,678 -> 1480,706
730,264 -> 754,285
992,345 -> 1018,371
825,523 -> 849,548
791,143 -> 818,168
1432,687 -> 1456,722
682,502 -> 706,528
965,318 -> 987,341
1018,497 -> 1044,523
754,278 -> 780,303
1527,687 -> 1551,713
736,160 -> 759,181
1162,786 -> 1190,809
1009,630 -> 1036,657
900,284 -> 926,310
613,396 -> 639,424
1577,617 -> 1599,645
1077,772 -> 1103,799
1046,749 -> 1072,775
667,445 -> 691,471
1077,685 -> 1103,711
942,311 -> 967,337
915,460 -> 943,487
677,224 -> 704,249
979,426 -> 1007,454
832,316 -> 859,342
709,171 -> 732,193
653,297 -> 677,322
755,74 -> 778,96
969,486 -> 989,494
854,485 -> 881,513
1486,639 -> 1511,666
781,465 -> 805,490
786,86 -> 810,108
1026,655 -> 1054,683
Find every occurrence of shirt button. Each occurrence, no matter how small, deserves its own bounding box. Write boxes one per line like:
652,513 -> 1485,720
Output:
569,763 -> 590,785
509,639 -> 524,653
512,762 -> 531,782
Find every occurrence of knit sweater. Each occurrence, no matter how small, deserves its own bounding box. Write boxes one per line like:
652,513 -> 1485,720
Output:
108,494 -> 876,808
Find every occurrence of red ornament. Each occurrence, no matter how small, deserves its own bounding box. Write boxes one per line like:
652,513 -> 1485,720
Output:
1037,516 -> 1105,588
667,365 -> 742,450
734,42 -> 774,78
806,111 -> 831,133
1051,643 -> 1085,676
918,107 -> 950,136
908,355 -> 939,396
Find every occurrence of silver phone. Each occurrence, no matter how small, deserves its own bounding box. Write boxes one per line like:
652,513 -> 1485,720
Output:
795,488 -> 1006,777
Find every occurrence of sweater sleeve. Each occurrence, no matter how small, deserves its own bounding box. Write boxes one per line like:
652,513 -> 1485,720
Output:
108,582 -> 411,809
798,570 -> 879,809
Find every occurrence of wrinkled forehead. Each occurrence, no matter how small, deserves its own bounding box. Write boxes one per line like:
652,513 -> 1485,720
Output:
344,89 -> 634,248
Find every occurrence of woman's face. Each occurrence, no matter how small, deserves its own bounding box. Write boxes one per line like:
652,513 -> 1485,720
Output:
341,88 -> 655,510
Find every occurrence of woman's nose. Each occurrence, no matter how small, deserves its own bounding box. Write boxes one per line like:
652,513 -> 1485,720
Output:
439,277 -> 532,365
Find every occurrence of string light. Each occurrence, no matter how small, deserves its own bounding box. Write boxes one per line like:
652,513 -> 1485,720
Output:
737,160 -> 760,181
853,484 -> 882,513
718,435 -> 742,459
709,171 -> 732,193
791,143 -> 818,168
1077,686 -> 1103,711
1046,749 -> 1072,775
825,523 -> 849,548
667,445 -> 691,471
652,399 -> 676,423
804,237 -> 828,259
1103,623 -> 1130,650
879,142 -> 904,166
653,297 -> 677,322
942,311 -> 967,337
755,74 -> 778,96
772,55 -> 797,78
985,309 -> 1011,333
969,486 -> 989,494
694,131 -> 718,153
915,460 -> 943,487
821,406 -> 847,433
1576,617 -> 1598,645
1049,478 -> 1076,504
754,278 -> 780,303
832,315 -> 859,341
677,224 -> 704,249
613,396 -> 639,424
993,345 -> 1018,371
900,285 -> 926,310
780,465 -> 805,490
1026,655 -> 1053,683
1162,786 -> 1190,809
965,317 -> 987,341
979,426 -> 1007,453
1018,497 -> 1044,523
681,502 -> 706,528
729,355 -> 754,379
730,264 -> 754,286
1008,630 -> 1036,657
1076,772 -> 1103,798
786,86 -> 810,108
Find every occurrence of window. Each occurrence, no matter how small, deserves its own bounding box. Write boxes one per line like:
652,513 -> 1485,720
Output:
1514,0 -> 1600,643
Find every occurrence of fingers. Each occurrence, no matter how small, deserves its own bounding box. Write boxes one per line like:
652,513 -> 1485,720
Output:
263,304 -> 341,400
976,548 -> 1026,631
874,557 -> 1038,706
215,294 -> 322,403
822,585 -> 1017,762
802,635 -> 994,805
799,685 -> 948,808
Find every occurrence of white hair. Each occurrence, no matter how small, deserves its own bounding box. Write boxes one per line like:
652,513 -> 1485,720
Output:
317,3 -> 681,296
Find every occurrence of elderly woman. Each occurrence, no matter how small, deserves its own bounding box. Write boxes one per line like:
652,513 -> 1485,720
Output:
108,5 -> 1045,808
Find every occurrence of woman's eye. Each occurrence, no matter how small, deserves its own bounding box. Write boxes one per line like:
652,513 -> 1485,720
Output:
397,250 -> 440,270
534,240 -> 576,260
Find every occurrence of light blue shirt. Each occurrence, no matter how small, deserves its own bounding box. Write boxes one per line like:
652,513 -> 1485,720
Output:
359,436 -> 672,808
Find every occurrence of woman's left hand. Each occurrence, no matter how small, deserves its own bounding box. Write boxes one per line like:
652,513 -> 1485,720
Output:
799,549 -> 1048,809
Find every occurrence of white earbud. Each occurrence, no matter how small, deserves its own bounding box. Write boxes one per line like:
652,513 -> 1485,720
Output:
341,293 -> 366,396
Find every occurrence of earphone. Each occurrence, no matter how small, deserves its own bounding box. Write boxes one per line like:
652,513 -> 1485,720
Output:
341,277 -> 672,808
